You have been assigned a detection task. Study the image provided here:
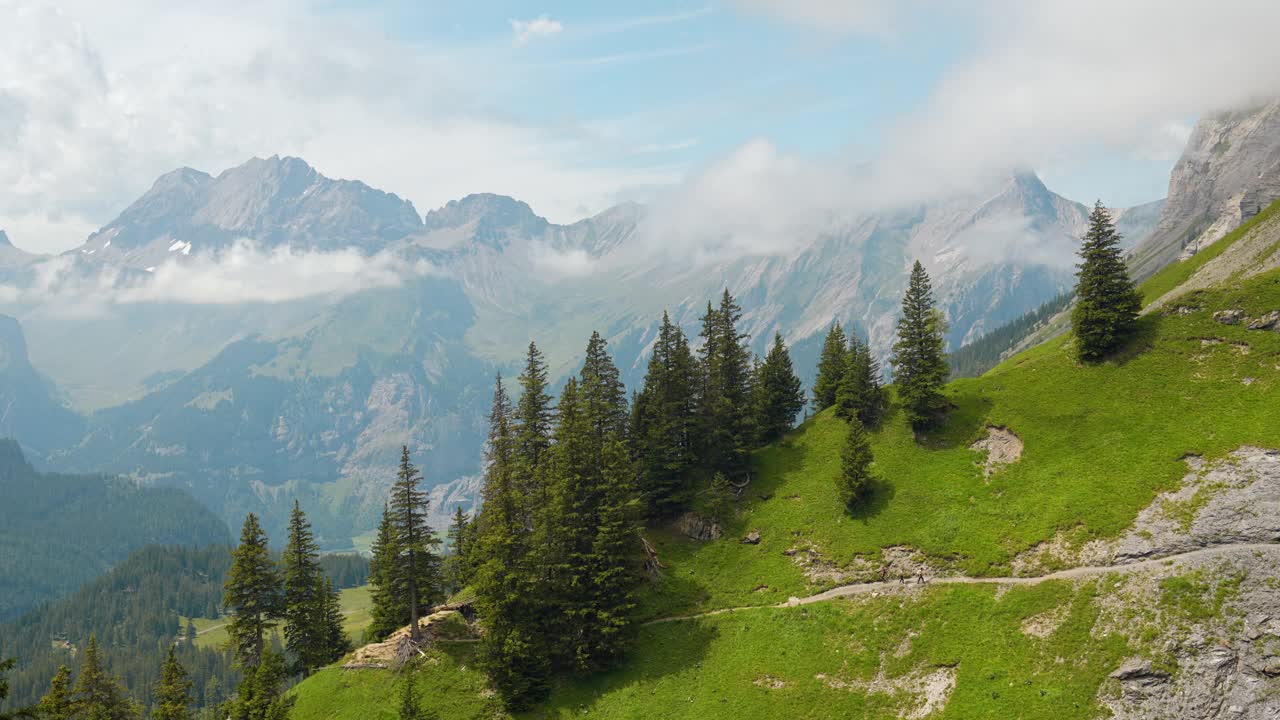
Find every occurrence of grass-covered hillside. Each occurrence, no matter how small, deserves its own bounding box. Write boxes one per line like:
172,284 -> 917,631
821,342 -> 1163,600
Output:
291,199 -> 1280,719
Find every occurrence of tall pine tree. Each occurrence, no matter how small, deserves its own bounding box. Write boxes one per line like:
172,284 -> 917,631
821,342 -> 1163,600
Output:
632,312 -> 700,516
837,417 -> 874,510
443,505 -> 471,593
890,261 -> 950,430
698,290 -> 754,478
223,514 -> 283,668
473,376 -> 551,710
752,332 -> 805,444
282,500 -> 346,673
1072,201 -> 1143,361
367,503 -> 405,641
835,334 -> 886,427
152,646 -> 192,720
514,342 -> 555,516
389,447 -> 442,642
36,664 -> 73,720
812,322 -> 849,411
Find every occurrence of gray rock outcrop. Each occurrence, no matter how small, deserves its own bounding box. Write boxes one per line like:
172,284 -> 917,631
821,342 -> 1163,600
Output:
1131,100 -> 1280,279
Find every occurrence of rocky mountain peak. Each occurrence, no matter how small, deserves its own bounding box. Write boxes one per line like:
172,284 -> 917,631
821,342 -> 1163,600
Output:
79,156 -> 424,262
1131,99 -> 1280,278
422,193 -> 549,249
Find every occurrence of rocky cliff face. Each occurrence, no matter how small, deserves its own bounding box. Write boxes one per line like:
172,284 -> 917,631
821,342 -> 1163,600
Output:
1131,100 -> 1280,279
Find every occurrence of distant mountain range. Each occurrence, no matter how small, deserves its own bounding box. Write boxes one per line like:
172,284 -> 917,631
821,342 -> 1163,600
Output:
7,103 -> 1277,550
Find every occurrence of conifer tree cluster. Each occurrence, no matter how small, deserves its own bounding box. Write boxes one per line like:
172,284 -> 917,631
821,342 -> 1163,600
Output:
812,322 -> 887,427
466,331 -> 641,709
35,636 -> 142,720
456,291 -> 805,710
368,448 -> 444,643
631,292 -> 804,516
221,505 -> 348,715
891,261 -> 950,429
1072,201 -> 1143,361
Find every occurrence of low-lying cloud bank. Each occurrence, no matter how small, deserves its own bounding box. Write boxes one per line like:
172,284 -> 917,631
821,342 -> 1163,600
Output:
0,240 -> 438,315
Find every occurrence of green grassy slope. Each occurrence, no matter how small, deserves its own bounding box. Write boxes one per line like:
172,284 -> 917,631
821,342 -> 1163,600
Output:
190,585 -> 373,650
641,267 -> 1280,620
291,207 -> 1280,718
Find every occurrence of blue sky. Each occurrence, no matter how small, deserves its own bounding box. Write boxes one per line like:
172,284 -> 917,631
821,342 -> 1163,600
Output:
340,1 -> 1169,207
4,0 -> 1280,252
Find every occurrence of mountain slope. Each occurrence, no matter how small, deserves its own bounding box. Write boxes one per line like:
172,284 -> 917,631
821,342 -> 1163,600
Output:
291,197 -> 1280,719
0,441 -> 230,619
51,276 -> 492,547
0,314 -> 84,458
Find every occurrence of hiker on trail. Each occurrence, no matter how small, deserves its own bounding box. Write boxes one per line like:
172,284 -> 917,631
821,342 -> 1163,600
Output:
899,572 -> 907,585
917,571 -> 926,585
879,564 -> 889,582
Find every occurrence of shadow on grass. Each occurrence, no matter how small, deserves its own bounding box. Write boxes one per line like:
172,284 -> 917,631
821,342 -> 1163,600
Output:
528,621 -> 719,719
1108,314 -> 1162,366
846,476 -> 896,522
913,389 -> 993,451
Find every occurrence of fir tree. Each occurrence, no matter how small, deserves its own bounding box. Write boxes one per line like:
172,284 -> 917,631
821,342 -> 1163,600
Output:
151,646 -> 192,720
890,261 -> 950,430
514,341 -> 555,512
812,322 -> 849,411
389,446 -> 442,642
72,636 -> 139,720
473,376 -> 551,710
36,664 -> 73,720
837,417 -> 874,510
223,514 -> 283,668
632,312 -> 700,517
443,505 -> 471,593
282,500 -> 342,673
315,576 -> 350,666
579,331 -> 629,444
835,334 -> 886,427
367,503 -> 405,641
753,332 -> 806,444
1072,201 -> 1143,361
698,290 -> 754,478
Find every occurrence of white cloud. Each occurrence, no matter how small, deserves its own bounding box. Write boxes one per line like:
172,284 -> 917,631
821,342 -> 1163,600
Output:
634,139 -> 854,263
0,240 -> 438,314
732,0 -> 930,37
0,2 -> 664,254
527,242 -> 597,280
640,0 -> 1280,268
510,15 -> 563,47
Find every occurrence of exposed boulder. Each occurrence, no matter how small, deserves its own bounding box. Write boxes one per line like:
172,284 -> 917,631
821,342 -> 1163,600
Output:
676,512 -> 722,541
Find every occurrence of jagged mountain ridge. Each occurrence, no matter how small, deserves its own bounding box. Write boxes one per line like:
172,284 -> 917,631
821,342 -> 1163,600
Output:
75,155 -> 424,267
